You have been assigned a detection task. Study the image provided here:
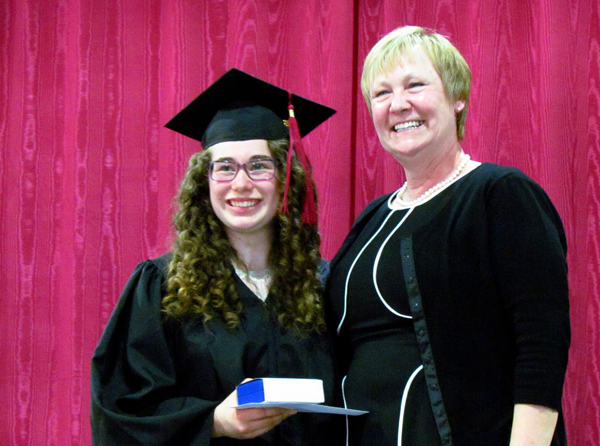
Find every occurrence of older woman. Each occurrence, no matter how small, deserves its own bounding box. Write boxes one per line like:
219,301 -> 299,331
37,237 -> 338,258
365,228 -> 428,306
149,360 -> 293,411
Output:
91,69 -> 343,445
325,27 -> 569,446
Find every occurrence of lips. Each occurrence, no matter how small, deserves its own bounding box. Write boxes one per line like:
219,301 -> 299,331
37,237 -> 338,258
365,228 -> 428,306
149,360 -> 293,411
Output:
394,121 -> 424,132
227,199 -> 260,208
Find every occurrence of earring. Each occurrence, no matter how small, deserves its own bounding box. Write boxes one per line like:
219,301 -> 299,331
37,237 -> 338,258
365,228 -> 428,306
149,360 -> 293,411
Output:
455,103 -> 464,112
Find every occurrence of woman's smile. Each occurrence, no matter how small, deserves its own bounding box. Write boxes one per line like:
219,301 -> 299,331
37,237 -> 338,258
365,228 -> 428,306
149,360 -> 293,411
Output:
227,198 -> 262,209
393,120 -> 424,132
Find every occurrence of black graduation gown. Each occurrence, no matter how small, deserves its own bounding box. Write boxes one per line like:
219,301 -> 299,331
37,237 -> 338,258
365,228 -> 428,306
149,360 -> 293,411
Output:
91,254 -> 343,445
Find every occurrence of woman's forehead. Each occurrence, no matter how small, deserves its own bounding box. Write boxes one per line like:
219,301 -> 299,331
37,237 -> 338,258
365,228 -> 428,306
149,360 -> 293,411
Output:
208,139 -> 271,160
372,47 -> 435,82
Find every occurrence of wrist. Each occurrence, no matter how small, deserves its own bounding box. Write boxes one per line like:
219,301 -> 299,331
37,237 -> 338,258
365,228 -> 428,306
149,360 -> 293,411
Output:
212,407 -> 225,438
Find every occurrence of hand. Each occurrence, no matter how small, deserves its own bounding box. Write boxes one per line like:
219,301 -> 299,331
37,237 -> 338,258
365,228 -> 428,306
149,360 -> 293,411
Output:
212,381 -> 297,439
509,404 -> 558,446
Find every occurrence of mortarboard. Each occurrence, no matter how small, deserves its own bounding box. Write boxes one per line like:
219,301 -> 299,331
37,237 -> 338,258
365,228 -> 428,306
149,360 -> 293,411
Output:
165,68 -> 335,148
165,68 -> 336,225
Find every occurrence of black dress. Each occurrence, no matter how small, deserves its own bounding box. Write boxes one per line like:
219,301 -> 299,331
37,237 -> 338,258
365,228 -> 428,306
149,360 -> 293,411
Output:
326,163 -> 570,446
91,254 -> 343,446
327,204 -> 441,446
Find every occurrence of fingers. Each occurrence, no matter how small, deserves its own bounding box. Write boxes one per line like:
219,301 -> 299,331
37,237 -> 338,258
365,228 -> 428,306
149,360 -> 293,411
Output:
236,408 -> 296,438
243,407 -> 296,421
214,406 -> 296,439
212,386 -> 297,439
238,407 -> 297,425
251,408 -> 297,435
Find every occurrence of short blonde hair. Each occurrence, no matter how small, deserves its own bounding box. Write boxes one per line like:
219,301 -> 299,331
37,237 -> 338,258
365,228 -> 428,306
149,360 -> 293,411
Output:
361,26 -> 472,140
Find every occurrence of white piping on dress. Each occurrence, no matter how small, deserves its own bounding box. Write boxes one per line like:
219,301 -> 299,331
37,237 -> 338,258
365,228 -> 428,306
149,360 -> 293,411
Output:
336,206 -> 415,335
373,209 -> 414,318
397,365 -> 424,446
341,375 -> 350,446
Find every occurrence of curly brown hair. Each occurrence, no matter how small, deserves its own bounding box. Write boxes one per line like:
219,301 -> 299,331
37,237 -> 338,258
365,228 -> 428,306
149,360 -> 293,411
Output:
162,139 -> 324,332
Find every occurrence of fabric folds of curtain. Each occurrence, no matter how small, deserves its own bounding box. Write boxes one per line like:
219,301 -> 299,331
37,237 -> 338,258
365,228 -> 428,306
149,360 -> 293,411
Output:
0,0 -> 598,445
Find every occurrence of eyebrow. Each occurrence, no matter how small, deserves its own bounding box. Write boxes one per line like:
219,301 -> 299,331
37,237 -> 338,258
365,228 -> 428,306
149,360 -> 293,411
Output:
373,70 -> 424,85
213,155 -> 272,162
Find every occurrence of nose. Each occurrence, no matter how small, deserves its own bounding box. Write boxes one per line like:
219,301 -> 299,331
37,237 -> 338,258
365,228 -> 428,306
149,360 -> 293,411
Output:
389,90 -> 410,113
230,166 -> 253,189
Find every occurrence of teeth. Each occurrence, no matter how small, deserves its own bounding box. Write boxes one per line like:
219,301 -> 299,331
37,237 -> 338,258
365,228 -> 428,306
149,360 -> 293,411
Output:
394,121 -> 423,132
230,200 -> 258,208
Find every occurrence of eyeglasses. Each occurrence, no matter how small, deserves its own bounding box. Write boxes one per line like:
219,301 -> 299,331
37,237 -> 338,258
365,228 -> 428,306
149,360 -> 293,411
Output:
209,158 -> 278,182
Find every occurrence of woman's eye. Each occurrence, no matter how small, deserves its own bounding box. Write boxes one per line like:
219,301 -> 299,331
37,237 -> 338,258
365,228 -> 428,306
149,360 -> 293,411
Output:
249,160 -> 274,171
408,82 -> 425,89
372,89 -> 390,99
216,163 -> 235,172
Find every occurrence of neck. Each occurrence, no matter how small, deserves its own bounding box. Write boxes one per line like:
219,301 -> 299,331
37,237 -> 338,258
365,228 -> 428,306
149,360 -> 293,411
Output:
402,146 -> 465,200
395,151 -> 470,207
227,229 -> 272,271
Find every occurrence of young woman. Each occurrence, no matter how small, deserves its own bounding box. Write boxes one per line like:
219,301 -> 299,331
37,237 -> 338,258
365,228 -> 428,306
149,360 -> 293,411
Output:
91,69 -> 342,445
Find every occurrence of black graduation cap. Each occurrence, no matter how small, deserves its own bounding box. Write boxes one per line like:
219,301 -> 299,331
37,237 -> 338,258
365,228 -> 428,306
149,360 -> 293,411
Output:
164,68 -> 335,149
164,68 -> 336,225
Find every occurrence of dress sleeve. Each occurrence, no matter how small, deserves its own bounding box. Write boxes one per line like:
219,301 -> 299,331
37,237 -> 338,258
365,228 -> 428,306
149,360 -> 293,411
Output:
487,171 -> 570,411
91,259 -> 216,446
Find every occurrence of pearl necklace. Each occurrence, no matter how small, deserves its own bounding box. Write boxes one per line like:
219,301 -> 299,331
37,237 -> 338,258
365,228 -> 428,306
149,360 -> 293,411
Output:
395,154 -> 471,207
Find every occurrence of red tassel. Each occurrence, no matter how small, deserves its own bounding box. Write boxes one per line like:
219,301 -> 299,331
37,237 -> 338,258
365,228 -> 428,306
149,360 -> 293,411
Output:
280,92 -> 318,225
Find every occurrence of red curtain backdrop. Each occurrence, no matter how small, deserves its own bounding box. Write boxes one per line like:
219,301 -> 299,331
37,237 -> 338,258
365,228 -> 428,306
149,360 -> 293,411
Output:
1,0 -> 598,444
